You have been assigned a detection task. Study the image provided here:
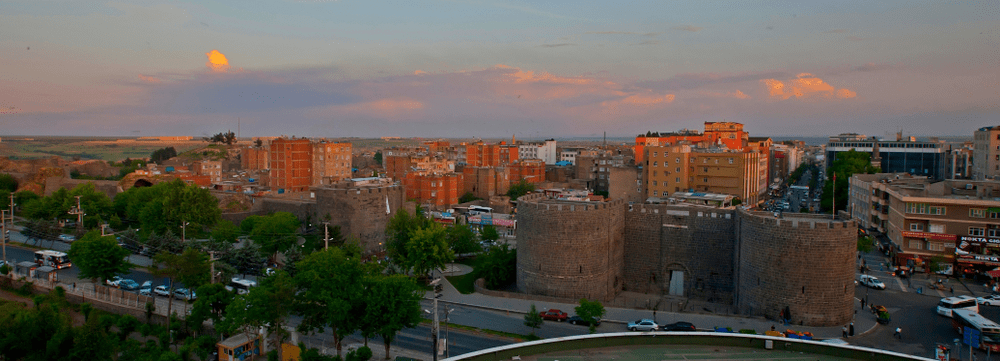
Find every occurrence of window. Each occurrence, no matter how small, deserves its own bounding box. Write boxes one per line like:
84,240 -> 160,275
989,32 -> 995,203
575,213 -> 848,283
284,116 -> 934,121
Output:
929,206 -> 946,215
992,212 -> 1000,219
653,191 -> 658,197
909,223 -> 924,231
675,157 -> 680,163
704,167 -> 708,172
971,209 -> 986,218
703,178 -> 708,182
909,240 -> 923,250
652,171 -> 657,176
928,243 -> 944,252
728,158 -> 734,164
653,152 -> 658,157
929,224 -> 945,233
970,227 -> 986,236
652,162 -> 657,167
906,203 -> 929,214
990,226 -> 1000,238
676,177 -> 680,182
714,159 -> 719,164
703,158 -> 708,164
676,167 -> 680,172
653,181 -> 658,186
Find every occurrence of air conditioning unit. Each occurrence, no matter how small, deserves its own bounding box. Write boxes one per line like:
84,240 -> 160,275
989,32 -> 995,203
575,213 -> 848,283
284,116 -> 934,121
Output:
967,184 -> 974,190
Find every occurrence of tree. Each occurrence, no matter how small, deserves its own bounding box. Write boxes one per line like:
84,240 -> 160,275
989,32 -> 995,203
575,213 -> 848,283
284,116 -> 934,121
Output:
211,220 -> 239,244
206,131 -> 237,145
231,270 -> 297,359
67,230 -> 133,283
114,179 -> 221,240
0,173 -> 17,193
374,151 -> 383,165
244,212 -> 300,261
458,192 -> 480,204
150,248 -> 210,347
385,209 -> 429,266
403,224 -> 454,278
294,248 -> 365,357
150,147 -> 177,164
476,243 -> 516,289
446,224 -> 480,255
574,299 -> 606,334
362,274 -> 424,359
507,179 -> 535,200
480,225 -> 500,242
821,150 -> 879,212
523,304 -> 543,336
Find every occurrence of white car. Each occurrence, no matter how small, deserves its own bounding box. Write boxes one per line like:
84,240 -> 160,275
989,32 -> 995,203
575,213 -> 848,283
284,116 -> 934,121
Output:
153,285 -> 171,297
978,295 -> 1000,306
58,234 -> 76,242
106,276 -> 123,288
858,275 -> 886,290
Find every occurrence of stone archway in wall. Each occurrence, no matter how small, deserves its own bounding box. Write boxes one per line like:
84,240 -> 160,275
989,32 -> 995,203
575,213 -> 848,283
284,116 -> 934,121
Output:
662,263 -> 691,297
133,178 -> 153,188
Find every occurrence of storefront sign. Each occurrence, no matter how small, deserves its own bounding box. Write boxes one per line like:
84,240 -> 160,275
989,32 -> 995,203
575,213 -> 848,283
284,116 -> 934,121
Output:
468,216 -> 516,227
902,231 -> 957,241
959,236 -> 1000,245
956,253 -> 1000,266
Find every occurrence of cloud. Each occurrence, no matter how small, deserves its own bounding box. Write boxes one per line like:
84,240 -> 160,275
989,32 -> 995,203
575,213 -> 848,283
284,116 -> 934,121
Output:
414,70 -> 427,75
601,92 -> 674,109
761,73 -> 856,100
825,29 -> 849,34
538,43 -> 577,48
138,74 -> 161,84
847,36 -> 864,42
206,50 -> 230,72
703,90 -> 750,99
630,40 -> 659,46
854,62 -> 905,72
672,25 -> 702,32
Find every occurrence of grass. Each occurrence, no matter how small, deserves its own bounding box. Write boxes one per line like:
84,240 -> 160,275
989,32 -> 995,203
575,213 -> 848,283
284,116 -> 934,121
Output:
420,319 -> 530,341
446,257 -> 480,295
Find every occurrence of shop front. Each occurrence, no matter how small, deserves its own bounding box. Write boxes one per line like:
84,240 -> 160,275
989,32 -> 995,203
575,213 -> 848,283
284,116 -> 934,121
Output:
955,235 -> 1000,277
894,231 -> 957,273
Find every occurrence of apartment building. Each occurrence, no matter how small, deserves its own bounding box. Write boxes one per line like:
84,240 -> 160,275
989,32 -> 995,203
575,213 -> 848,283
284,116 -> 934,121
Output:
634,122 -> 749,163
462,166 -> 510,199
518,139 -> 557,165
509,159 -> 545,184
384,152 -> 454,182
862,176 -> 1000,274
644,145 -> 768,204
241,145 -> 269,170
973,126 -> 1000,180
191,160 -> 223,184
269,137 -> 313,192
312,141 -> 353,186
403,172 -> 463,208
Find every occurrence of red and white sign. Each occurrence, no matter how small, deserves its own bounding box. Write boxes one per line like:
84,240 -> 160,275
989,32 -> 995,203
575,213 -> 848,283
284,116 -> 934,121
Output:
902,231 -> 957,241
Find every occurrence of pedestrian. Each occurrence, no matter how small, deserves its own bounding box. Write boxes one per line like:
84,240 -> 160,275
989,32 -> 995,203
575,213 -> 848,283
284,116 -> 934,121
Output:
849,322 -> 855,337
894,327 -> 902,339
779,309 -> 785,325
72,282 -> 76,291
951,287 -> 955,296
861,297 -> 866,309
842,326 -> 848,338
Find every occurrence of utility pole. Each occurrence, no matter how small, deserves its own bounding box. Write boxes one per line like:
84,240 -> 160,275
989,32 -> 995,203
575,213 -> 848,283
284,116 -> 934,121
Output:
427,277 -> 442,361
1,210 -> 6,262
209,251 -> 217,284
101,223 -> 108,236
323,222 -> 329,250
181,221 -> 189,242
68,195 -> 83,232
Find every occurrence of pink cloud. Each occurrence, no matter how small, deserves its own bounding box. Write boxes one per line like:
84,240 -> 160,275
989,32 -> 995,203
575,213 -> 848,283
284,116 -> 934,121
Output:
761,73 -> 856,100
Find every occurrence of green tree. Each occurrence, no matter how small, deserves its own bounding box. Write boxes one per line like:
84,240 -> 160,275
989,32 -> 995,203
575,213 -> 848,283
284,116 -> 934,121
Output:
821,150 -> 879,212
247,271 -> 297,359
374,151 -> 383,165
507,179 -> 535,200
458,192 -> 480,204
244,212 -> 301,261
480,225 -> 500,242
523,304 -> 543,336
385,209 -> 430,266
403,224 -> 455,278
150,147 -> 177,164
574,299 -> 606,334
0,173 -> 17,193
476,243 -> 516,289
211,220 -> 240,244
114,179 -> 221,240
150,249 -> 207,346
446,224 -> 480,255
67,230 -> 133,283
294,248 -> 365,357
362,274 -> 424,360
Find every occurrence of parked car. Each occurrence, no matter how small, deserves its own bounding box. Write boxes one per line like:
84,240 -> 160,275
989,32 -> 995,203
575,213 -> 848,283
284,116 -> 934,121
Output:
662,321 -> 696,331
58,234 -> 76,242
978,295 -> 1000,306
567,315 -> 601,327
858,275 -> 886,290
106,276 -> 123,288
174,288 -> 197,301
118,279 -> 140,291
153,285 -> 171,297
540,309 -> 568,322
627,319 -> 659,332
139,281 -> 153,296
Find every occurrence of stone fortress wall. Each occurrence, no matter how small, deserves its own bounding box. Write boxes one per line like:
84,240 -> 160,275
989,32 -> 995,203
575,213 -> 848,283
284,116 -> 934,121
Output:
313,184 -> 406,254
517,198 -> 857,326
735,209 -> 857,326
515,193 -> 626,301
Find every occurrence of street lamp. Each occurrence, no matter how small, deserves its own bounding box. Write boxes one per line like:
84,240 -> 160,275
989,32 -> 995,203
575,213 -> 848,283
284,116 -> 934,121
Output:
181,221 -> 189,242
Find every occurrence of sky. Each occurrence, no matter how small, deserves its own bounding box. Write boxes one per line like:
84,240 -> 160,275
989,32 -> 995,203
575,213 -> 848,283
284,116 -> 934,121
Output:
0,0 -> 998,139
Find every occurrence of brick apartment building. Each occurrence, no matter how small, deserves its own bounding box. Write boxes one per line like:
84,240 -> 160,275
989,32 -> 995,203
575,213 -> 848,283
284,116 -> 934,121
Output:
312,141 -> 353,186
403,172 -> 463,207
462,166 -> 510,199
973,126 -> 1000,180
643,145 -> 768,204
509,159 -> 545,184
850,174 -> 1000,275
269,137 -> 314,192
241,146 -> 269,170
634,122 -> 749,163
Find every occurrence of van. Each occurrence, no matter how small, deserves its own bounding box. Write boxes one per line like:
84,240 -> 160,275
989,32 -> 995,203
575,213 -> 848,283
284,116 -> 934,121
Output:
226,278 -> 258,295
937,295 -> 979,317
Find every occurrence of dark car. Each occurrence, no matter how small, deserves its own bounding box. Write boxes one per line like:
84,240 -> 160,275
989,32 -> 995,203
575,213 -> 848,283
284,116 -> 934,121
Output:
662,321 -> 696,331
540,309 -> 568,322
567,315 -> 601,327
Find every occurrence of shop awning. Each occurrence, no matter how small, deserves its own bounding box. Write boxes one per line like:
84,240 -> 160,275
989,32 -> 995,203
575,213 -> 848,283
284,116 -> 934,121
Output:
988,268 -> 1000,278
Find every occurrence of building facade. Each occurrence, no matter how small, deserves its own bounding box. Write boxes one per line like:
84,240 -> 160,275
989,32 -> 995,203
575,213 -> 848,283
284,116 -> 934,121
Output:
973,126 -> 1000,180
403,172 -> 463,207
826,133 -> 947,180
269,137 -> 313,192
644,146 -> 768,204
312,141 -> 353,186
518,139 -> 558,165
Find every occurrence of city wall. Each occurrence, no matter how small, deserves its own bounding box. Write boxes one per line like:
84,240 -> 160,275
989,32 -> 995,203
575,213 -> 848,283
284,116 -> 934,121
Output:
313,184 -> 405,254
515,193 -> 625,301
735,210 -> 856,326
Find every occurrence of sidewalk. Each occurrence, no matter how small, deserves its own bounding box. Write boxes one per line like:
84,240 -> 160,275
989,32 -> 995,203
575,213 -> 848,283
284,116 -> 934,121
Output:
428,263 -> 876,339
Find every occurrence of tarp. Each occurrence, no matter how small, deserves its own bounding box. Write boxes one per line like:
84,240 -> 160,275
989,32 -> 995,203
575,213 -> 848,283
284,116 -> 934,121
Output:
17,261 -> 36,268
35,266 -> 55,273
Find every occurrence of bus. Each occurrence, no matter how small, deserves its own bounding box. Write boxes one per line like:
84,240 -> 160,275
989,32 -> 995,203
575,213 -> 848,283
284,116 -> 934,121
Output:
468,205 -> 493,215
937,295 -> 979,317
952,309 -> 1000,352
225,278 -> 257,295
34,250 -> 71,269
